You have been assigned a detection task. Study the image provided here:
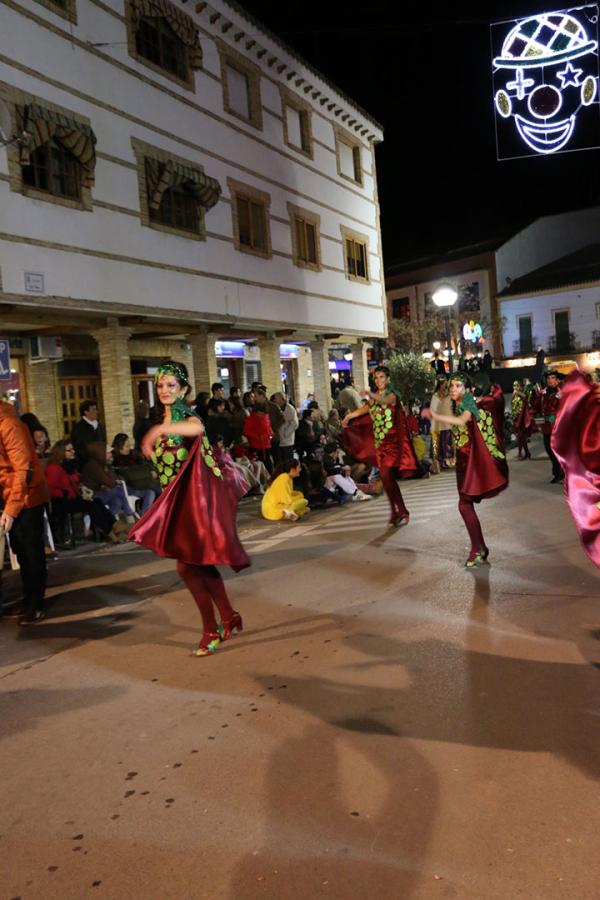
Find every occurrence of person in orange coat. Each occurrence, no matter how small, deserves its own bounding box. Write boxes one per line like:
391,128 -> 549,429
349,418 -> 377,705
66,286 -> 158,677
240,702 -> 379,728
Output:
0,402 -> 49,624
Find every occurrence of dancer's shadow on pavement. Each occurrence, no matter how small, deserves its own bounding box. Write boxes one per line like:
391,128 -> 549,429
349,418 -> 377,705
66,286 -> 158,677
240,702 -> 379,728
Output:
231,617 -> 600,899
0,683 -> 126,740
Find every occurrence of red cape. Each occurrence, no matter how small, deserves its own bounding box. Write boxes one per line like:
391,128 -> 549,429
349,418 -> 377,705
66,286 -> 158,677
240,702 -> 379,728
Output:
551,370 -> 600,567
129,438 -> 250,571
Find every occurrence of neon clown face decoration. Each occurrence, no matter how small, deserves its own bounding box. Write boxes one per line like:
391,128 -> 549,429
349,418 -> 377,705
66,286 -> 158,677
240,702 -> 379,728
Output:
492,6 -> 599,156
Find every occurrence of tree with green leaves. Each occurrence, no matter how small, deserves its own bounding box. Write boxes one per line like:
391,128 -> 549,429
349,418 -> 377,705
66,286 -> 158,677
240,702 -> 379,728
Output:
387,351 -> 436,406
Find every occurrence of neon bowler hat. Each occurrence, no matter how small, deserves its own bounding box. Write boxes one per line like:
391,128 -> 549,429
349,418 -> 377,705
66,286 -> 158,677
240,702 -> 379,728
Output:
494,12 -> 597,68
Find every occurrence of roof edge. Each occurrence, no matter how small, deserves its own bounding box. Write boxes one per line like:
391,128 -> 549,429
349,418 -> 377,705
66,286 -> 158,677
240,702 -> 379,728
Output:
218,0 -> 384,134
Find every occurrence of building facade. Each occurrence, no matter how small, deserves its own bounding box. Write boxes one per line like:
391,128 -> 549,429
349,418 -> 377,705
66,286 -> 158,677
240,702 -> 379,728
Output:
0,0 -> 384,440
385,241 -> 502,360
498,243 -> 600,372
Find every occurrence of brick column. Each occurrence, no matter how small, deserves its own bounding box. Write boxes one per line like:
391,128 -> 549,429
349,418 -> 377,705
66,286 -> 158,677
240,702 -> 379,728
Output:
188,330 -> 218,397
257,336 -> 283,395
350,340 -> 370,392
92,320 -> 133,440
25,359 -> 62,442
294,346 -> 314,408
309,340 -> 331,413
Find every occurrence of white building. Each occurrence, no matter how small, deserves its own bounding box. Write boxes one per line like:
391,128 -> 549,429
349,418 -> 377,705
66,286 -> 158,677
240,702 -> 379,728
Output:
0,0 -> 384,439
498,242 -> 600,365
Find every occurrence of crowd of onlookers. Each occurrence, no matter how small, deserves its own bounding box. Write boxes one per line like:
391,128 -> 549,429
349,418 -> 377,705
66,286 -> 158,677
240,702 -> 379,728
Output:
21,400 -> 159,547
13,378 -> 384,551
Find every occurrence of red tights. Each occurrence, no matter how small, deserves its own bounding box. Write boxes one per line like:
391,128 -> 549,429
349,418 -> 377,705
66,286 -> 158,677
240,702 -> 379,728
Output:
380,465 -> 408,517
458,494 -> 485,554
517,435 -> 530,458
176,562 -> 235,635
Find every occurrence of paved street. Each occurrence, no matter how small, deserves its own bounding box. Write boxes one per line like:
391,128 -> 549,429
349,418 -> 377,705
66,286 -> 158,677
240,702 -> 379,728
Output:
2,435 -> 600,900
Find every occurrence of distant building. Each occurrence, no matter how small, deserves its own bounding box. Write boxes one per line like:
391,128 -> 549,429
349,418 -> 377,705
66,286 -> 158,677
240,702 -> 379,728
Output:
385,238 -> 506,360
497,243 -> 600,370
0,0 -> 384,439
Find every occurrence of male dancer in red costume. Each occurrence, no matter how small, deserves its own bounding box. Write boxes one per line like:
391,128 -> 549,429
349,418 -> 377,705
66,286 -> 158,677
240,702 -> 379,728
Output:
533,371 -> 563,483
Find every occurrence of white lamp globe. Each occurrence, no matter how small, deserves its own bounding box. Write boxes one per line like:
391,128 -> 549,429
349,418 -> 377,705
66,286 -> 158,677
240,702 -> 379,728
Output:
432,284 -> 458,308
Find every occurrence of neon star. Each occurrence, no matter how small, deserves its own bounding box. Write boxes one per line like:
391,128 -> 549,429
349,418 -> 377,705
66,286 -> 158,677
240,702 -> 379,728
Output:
557,61 -> 583,87
507,68 -> 535,99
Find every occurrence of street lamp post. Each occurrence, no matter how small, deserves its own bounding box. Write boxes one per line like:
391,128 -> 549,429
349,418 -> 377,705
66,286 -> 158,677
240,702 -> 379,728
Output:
432,284 -> 458,374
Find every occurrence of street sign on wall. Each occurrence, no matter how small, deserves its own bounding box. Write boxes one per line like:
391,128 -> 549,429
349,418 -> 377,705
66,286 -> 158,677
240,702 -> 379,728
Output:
0,338 -> 10,381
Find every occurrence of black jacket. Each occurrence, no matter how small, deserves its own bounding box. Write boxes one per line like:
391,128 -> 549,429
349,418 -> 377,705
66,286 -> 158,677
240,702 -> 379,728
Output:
71,419 -> 106,463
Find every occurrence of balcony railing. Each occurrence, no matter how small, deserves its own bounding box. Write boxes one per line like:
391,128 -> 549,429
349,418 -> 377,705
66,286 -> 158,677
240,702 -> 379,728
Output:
548,332 -> 578,354
512,336 -> 538,356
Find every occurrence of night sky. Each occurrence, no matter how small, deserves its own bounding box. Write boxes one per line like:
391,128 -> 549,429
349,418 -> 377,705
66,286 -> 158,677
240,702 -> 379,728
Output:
241,1 -> 600,266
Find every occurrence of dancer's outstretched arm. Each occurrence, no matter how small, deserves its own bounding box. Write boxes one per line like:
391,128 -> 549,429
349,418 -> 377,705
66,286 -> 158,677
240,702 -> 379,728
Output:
141,417 -> 204,458
341,404 -> 370,426
360,389 -> 397,406
422,408 -> 472,428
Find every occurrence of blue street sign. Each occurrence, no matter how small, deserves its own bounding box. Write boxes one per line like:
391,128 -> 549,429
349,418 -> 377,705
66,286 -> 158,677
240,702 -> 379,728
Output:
0,338 -> 11,381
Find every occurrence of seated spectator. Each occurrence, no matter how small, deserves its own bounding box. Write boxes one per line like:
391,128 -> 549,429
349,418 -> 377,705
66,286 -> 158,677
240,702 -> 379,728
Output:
112,433 -> 158,514
307,401 -> 326,441
20,413 -> 50,466
301,392 -> 315,411
46,440 -> 125,542
133,400 -> 152,450
212,436 -> 252,498
71,400 -> 106,465
323,442 -> 371,502
227,392 -> 248,443
243,403 -> 273,469
231,436 -> 269,493
336,378 -> 362,412
80,441 -> 136,521
205,397 -> 233,446
33,428 -> 50,463
295,409 -> 317,459
261,460 -> 309,521
193,392 -> 210,422
325,408 -> 342,442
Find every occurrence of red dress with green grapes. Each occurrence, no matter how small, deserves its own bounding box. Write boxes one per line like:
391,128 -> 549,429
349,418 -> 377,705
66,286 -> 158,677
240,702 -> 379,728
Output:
342,399 -> 418,476
452,394 -> 508,500
128,401 -> 249,571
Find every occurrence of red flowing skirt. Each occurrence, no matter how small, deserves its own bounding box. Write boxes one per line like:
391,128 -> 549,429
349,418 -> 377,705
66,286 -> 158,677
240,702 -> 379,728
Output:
551,370 -> 600,567
457,420 -> 508,502
342,406 -> 419,476
128,439 -> 250,571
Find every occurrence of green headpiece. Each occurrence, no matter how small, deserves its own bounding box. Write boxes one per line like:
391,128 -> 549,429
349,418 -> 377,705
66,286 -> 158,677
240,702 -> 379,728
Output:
448,372 -> 470,389
155,362 -> 190,386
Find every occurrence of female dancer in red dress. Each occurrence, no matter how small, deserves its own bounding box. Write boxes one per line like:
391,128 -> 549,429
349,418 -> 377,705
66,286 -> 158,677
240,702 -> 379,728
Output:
341,365 -> 418,526
551,368 -> 600,568
129,362 -> 249,656
423,373 -> 508,566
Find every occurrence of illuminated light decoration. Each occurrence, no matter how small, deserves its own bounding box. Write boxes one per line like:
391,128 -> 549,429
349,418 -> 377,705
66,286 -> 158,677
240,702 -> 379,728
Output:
463,321 -> 483,342
492,6 -> 600,159
507,68 -> 536,98
493,12 -> 597,69
495,89 -> 512,116
582,73 -> 597,103
556,60 -> 583,85
528,83 -> 563,118
515,112 -> 576,152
